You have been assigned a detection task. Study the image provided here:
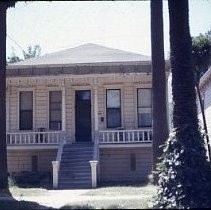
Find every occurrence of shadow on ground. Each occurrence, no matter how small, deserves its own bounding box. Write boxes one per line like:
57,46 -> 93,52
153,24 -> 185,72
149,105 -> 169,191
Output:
0,199 -> 125,210
99,180 -> 150,188
0,200 -> 97,210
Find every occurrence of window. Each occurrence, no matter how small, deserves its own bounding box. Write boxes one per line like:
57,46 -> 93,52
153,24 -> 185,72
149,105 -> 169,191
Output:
137,89 -> 152,127
49,91 -> 62,130
106,89 -> 121,128
19,91 -> 33,130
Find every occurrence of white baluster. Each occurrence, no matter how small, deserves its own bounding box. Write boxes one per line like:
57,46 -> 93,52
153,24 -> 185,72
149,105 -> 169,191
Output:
142,131 -> 144,142
123,131 -> 125,142
117,132 -> 120,142
15,134 -> 17,144
132,131 -> 135,142
106,132 -> 109,142
147,131 -> 150,141
57,133 -> 59,144
112,132 -> 115,142
102,132 -> 105,143
127,132 -> 130,142
137,131 -> 140,142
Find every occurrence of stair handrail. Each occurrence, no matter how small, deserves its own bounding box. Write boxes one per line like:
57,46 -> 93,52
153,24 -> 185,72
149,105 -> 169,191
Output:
93,131 -> 99,161
56,136 -> 66,162
52,136 -> 67,189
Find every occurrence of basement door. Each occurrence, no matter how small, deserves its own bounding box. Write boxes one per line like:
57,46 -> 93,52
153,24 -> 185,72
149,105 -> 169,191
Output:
75,90 -> 92,142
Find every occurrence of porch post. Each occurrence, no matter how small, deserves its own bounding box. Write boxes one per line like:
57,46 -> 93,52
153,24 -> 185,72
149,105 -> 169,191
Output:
90,160 -> 98,188
6,85 -> 10,132
93,85 -> 100,186
93,86 -> 99,132
52,161 -> 59,189
62,81 -> 66,132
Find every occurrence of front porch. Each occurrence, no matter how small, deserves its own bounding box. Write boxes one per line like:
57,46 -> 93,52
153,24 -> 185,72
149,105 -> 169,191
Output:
6,128 -> 152,147
6,71 -> 153,188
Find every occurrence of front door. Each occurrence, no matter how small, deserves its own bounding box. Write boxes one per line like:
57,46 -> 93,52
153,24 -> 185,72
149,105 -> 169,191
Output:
75,90 -> 92,142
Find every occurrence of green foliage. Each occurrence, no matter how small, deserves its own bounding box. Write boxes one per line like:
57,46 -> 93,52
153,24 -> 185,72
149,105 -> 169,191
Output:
60,205 -> 94,209
153,126 -> 211,208
192,30 -> 211,79
9,171 -> 51,188
23,44 -> 41,60
7,47 -> 23,64
0,1 -> 16,10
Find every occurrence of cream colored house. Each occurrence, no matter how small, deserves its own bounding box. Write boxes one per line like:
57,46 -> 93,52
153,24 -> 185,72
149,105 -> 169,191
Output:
198,66 -> 211,159
6,43 -> 165,189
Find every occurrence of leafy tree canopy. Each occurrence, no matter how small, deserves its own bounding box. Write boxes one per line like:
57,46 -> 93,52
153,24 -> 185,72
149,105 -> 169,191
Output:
23,44 -> 41,60
192,30 -> 211,79
7,44 -> 41,64
7,47 -> 23,64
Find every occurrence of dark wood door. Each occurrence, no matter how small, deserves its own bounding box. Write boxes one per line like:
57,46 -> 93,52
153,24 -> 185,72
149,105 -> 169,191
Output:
75,90 -> 92,142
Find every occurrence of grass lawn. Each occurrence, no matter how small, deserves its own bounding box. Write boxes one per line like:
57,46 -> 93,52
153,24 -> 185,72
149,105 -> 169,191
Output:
63,198 -> 154,209
9,186 -> 48,197
83,183 -> 156,196
0,184 -> 157,209
65,184 -> 157,209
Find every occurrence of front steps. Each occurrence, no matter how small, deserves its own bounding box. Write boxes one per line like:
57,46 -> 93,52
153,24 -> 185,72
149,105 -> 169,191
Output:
58,142 -> 94,189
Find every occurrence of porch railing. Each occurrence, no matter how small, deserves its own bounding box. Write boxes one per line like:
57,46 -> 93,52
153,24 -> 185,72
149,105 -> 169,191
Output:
99,128 -> 152,144
6,131 -> 66,145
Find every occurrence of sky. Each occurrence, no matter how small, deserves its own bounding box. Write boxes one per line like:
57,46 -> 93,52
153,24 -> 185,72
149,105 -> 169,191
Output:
6,0 -> 211,60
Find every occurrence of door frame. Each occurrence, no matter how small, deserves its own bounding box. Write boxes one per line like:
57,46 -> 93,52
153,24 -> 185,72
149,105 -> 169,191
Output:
74,88 -> 93,142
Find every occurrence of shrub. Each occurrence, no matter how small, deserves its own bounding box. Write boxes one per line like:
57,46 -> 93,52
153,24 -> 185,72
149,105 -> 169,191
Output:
9,171 -> 51,188
153,127 -> 211,208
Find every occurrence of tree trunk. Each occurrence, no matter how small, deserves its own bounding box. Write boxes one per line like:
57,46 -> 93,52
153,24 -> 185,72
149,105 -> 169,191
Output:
154,1 -> 211,207
0,4 -> 8,189
150,0 -> 169,178
169,0 -> 198,130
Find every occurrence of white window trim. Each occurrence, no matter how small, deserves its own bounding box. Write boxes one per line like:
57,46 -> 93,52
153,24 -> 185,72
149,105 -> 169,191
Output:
136,88 -> 152,128
18,88 -> 35,131
47,87 -> 64,131
104,87 -> 124,129
133,84 -> 152,129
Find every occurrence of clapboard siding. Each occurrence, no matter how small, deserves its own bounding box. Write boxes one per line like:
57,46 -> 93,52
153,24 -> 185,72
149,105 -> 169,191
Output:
65,85 -> 74,141
204,83 -> 211,135
123,84 -> 135,128
6,74 -> 152,139
100,147 -> 152,183
7,150 -> 57,173
35,86 -> 48,129
199,82 -> 211,135
9,87 -> 18,131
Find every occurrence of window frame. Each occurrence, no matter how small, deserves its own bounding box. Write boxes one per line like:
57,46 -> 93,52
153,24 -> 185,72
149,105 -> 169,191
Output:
49,90 -> 62,130
19,91 -> 33,131
137,88 -> 152,128
106,89 -> 122,129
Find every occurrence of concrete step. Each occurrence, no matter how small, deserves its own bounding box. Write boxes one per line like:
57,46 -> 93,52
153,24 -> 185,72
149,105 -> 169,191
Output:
60,166 -> 90,170
61,158 -> 92,162
62,150 -> 93,153
62,153 -> 93,156
58,184 -> 91,189
59,176 -> 91,181
59,179 -> 91,184
58,142 -> 94,189
60,169 -> 91,174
